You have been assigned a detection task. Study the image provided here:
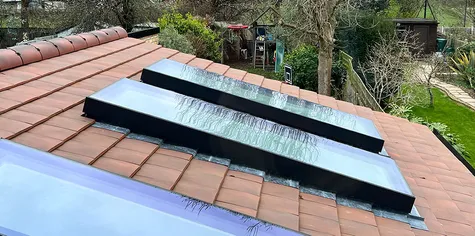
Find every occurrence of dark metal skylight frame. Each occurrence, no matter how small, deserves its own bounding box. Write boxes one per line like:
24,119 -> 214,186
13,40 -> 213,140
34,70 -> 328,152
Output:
83,79 -> 415,213
0,139 -> 301,236
141,59 -> 384,153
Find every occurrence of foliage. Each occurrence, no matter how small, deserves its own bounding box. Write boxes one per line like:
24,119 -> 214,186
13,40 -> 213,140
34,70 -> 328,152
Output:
385,0 -> 422,18
336,14 -> 395,66
158,12 -> 222,62
176,0 -> 254,21
62,0 -> 163,32
159,27 -> 196,55
456,42 -> 475,56
388,102 -> 470,159
276,45 -> 319,91
409,88 -> 475,166
450,52 -> 475,88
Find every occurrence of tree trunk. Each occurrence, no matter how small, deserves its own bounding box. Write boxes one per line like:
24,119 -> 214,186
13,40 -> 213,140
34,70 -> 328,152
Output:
318,41 -> 333,95
20,0 -> 29,41
428,85 -> 434,107
121,0 -> 134,32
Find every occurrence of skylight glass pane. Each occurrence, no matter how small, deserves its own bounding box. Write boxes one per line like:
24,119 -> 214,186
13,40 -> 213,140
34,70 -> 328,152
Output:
84,79 -> 415,213
0,140 -> 301,236
141,59 -> 384,153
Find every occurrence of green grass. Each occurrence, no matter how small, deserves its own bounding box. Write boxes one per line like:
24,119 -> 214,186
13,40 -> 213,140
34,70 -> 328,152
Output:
415,1 -> 466,26
229,63 -> 281,81
411,88 -> 475,167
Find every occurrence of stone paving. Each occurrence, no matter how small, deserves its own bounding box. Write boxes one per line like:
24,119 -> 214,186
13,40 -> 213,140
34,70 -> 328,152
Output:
432,78 -> 475,110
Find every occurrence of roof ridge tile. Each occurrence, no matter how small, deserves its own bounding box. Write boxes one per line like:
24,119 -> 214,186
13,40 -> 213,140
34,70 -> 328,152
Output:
0,27 -> 128,72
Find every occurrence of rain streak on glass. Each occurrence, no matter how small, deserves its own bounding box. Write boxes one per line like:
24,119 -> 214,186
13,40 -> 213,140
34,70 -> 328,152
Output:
88,79 -> 412,196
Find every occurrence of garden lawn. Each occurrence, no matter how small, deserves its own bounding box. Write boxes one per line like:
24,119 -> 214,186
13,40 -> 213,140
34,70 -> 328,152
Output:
411,88 -> 475,167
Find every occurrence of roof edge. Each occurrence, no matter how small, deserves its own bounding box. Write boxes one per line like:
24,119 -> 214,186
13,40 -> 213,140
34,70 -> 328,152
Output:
0,26 -> 128,72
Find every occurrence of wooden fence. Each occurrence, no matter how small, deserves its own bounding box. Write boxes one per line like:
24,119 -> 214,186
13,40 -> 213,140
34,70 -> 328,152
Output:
340,51 -> 384,112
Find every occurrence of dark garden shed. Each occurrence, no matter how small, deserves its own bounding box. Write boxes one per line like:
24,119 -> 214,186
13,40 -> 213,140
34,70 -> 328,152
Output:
394,18 -> 438,54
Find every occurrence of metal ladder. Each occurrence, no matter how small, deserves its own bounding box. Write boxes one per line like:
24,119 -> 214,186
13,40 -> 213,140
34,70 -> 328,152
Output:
253,40 -> 266,69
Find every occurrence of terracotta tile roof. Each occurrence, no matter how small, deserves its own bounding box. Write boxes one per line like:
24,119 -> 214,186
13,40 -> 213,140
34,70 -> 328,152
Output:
1,27 -> 475,236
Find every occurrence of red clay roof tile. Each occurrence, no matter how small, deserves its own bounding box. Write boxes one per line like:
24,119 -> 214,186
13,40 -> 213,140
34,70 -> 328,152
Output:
9,45 -> 42,65
12,132 -> 62,151
28,124 -> 76,141
300,199 -> 338,221
48,38 -> 75,55
93,157 -> 139,177
215,201 -> 257,217
281,83 -> 300,97
64,35 -> 88,51
52,149 -> 94,164
257,208 -> 299,231
2,31 -> 475,235
221,174 -> 261,196
226,170 -> 263,183
337,205 -> 377,226
206,63 -> 230,75
242,73 -> 264,86
299,192 -> 336,207
100,28 -> 120,41
300,213 -> 341,235
224,68 -> 247,80
260,193 -> 299,215
111,26 -> 128,38
30,41 -> 60,60
187,58 -> 213,69
261,181 -> 299,201
261,78 -> 282,91
78,33 -> 100,47
216,187 -> 260,210
146,153 -> 189,172
90,30 -> 111,44
0,49 -> 23,70
2,109 -> 48,125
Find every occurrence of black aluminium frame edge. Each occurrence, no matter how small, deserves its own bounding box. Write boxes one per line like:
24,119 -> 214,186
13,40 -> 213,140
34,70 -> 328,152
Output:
128,27 -> 161,39
83,96 -> 415,213
140,61 -> 385,154
433,129 -> 475,176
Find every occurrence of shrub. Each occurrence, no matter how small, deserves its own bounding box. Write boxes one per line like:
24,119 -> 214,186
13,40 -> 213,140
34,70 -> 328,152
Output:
456,42 -> 475,56
277,45 -> 319,91
158,27 -> 196,55
388,103 -> 469,157
450,51 -> 475,88
158,12 -> 222,62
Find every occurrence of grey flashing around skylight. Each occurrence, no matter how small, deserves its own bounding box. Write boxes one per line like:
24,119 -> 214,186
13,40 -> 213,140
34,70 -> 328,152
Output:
0,140 -> 302,236
83,78 -> 415,213
159,143 -> 197,156
373,208 -> 409,224
126,133 -> 163,145
195,154 -> 231,166
409,218 -> 429,231
229,165 -> 266,177
92,122 -> 130,134
336,197 -> 373,212
409,206 -> 424,220
142,59 -> 385,153
300,187 -> 336,200
264,175 -> 299,189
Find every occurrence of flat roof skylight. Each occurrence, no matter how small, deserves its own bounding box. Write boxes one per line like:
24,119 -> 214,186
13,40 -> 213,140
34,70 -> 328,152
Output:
141,59 -> 384,153
84,79 -> 415,213
0,140 -> 301,236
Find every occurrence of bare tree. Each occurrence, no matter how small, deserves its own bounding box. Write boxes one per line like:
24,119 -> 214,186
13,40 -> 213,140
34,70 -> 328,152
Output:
359,32 -> 419,107
177,0 -> 254,21
277,0 -> 347,95
62,0 -> 162,32
418,54 -> 446,107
